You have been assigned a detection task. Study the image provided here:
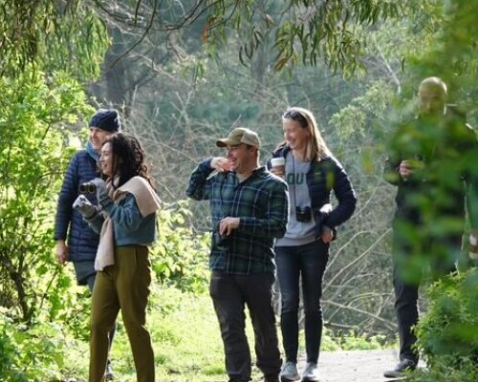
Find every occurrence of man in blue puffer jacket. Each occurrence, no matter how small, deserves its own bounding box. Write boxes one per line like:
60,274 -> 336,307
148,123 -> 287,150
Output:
54,108 -> 121,380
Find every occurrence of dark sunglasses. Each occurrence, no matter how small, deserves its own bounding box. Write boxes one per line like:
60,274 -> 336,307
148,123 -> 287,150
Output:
282,109 -> 308,127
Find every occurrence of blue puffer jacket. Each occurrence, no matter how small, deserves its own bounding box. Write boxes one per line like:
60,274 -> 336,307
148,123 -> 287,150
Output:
270,145 -> 357,235
54,148 -> 100,262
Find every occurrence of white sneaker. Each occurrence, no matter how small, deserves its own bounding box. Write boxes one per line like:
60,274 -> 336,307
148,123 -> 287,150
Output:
280,361 -> 300,382
105,361 -> 114,380
302,362 -> 319,382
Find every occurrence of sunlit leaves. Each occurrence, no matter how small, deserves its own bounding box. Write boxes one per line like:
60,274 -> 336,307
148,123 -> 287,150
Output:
0,68 -> 94,322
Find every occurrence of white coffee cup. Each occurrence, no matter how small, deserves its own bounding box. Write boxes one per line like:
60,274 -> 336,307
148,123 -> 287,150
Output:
270,157 -> 285,173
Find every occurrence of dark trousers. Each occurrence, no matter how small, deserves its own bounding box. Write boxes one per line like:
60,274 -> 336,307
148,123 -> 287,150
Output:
275,240 -> 329,364
209,271 -> 281,382
392,220 -> 461,363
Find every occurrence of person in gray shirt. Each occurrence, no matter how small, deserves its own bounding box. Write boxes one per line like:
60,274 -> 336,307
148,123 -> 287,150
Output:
269,107 -> 356,382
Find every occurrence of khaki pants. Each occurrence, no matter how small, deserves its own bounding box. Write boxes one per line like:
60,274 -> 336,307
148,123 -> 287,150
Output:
89,245 -> 155,382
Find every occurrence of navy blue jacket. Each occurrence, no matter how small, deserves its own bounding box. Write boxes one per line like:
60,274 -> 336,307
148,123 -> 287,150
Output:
271,145 -> 357,236
54,150 -> 100,262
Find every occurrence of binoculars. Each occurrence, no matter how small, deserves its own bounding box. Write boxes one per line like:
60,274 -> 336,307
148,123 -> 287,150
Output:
296,206 -> 312,222
79,182 -> 97,194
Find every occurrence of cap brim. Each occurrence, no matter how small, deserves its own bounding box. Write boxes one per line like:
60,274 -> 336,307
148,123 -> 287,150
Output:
216,138 -> 238,148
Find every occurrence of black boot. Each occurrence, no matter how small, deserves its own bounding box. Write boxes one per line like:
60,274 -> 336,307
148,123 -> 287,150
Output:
384,358 -> 416,378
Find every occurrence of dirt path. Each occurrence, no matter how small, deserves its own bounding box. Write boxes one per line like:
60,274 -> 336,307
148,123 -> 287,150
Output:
297,349 -> 422,382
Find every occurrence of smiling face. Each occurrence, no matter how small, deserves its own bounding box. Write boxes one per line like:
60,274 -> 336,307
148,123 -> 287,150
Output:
283,118 -> 310,152
99,142 -> 115,177
89,127 -> 113,151
226,143 -> 256,174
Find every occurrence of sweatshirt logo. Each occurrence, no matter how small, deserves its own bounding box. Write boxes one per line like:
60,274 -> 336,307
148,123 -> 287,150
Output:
286,173 -> 306,185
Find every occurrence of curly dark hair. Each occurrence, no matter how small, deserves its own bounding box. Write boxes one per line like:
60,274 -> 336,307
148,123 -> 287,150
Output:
102,133 -> 155,189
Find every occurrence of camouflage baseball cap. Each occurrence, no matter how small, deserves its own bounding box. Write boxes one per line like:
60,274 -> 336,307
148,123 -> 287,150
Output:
216,127 -> 261,149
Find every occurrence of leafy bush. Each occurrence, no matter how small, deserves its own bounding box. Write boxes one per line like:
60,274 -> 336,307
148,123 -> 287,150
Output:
413,269 -> 478,381
0,308 -> 66,382
339,332 -> 387,351
151,200 -> 210,294
0,68 -> 95,323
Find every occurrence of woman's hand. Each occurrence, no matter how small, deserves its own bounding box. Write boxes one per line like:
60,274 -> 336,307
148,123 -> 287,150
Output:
269,166 -> 285,178
321,226 -> 334,243
56,240 -> 69,265
73,195 -> 98,218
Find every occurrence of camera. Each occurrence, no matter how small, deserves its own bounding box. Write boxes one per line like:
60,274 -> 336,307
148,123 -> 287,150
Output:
296,206 -> 312,222
79,182 -> 97,194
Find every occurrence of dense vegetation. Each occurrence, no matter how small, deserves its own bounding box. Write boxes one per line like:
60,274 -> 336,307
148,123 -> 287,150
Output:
1,0 -> 478,381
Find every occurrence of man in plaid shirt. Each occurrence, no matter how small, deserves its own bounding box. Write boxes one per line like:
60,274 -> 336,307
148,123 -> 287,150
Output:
187,127 -> 289,382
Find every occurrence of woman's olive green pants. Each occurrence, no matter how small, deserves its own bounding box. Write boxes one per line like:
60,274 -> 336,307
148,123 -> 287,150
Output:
89,245 -> 155,382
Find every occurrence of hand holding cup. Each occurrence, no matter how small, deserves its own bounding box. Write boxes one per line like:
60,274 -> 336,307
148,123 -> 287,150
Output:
270,157 -> 285,178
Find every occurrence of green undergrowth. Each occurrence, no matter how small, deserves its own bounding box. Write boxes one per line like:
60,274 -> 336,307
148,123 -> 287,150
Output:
58,285 -> 390,382
2,280 -> 391,382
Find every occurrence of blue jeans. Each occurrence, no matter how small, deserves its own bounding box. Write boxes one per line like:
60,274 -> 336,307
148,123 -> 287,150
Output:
275,240 -> 329,364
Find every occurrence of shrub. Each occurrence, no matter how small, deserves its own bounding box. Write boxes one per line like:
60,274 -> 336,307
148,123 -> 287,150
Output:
414,269 -> 478,381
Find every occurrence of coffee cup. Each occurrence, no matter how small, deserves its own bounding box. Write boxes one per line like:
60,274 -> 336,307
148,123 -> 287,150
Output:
270,157 -> 285,174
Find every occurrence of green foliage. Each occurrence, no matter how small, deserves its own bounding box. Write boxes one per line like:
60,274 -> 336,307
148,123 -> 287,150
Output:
148,288 -> 225,381
0,68 -> 94,322
410,363 -> 478,382
204,0 -> 408,74
0,308 -> 66,382
338,332 -> 387,351
0,0 -> 109,79
43,9 -> 110,81
151,200 -> 210,294
329,81 -> 396,143
415,270 -> 478,373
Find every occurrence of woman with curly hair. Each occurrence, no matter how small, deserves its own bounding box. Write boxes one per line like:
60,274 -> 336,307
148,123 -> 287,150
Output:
74,133 -> 161,382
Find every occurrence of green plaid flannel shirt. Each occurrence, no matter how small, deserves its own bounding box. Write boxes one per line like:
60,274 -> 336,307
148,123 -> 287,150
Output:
187,158 -> 289,275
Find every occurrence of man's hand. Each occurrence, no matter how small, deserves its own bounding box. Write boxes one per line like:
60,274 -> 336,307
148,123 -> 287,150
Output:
399,160 -> 413,180
219,217 -> 240,236
73,195 -> 98,218
56,240 -> 69,265
211,157 -> 231,173
399,159 -> 424,181
321,226 -> 334,243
